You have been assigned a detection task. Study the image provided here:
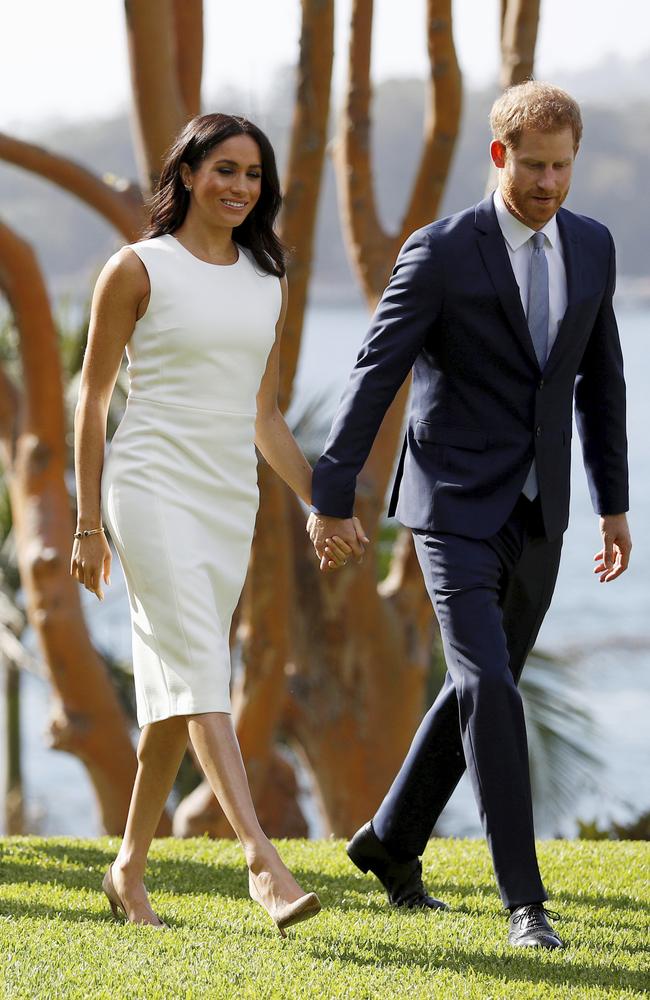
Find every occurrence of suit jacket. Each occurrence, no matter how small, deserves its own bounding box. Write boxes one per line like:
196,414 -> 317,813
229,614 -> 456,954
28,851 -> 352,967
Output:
312,195 -> 629,541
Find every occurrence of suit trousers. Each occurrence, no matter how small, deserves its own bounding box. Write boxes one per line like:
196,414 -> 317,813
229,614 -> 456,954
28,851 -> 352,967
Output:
372,495 -> 563,908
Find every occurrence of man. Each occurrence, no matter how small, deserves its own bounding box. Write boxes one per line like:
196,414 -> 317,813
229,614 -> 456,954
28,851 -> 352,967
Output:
308,81 -> 631,949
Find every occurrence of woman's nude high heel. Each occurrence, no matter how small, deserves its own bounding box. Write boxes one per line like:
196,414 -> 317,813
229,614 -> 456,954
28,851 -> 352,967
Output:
248,870 -> 321,937
102,864 -> 167,927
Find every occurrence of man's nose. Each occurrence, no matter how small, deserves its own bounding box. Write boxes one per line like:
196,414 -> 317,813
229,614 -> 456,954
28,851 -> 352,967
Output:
537,168 -> 556,191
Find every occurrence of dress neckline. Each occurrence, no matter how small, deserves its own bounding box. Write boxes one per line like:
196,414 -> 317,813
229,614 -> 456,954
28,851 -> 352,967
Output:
165,233 -> 241,268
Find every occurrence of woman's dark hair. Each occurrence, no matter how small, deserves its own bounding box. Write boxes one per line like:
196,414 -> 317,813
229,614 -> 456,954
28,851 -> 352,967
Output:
143,113 -> 286,277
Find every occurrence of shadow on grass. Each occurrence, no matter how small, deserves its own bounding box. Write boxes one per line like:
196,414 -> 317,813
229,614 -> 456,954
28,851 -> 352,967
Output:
1,840 -> 647,995
300,936 -> 649,995
2,840 -> 643,906
553,887 -> 650,916
0,895 -> 184,929
0,841 -> 493,917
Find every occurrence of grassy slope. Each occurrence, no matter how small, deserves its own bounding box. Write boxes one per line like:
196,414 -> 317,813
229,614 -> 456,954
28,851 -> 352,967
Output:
0,837 -> 648,999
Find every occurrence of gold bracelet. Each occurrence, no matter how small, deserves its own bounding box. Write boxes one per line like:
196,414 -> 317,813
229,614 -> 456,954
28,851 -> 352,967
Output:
73,526 -> 105,540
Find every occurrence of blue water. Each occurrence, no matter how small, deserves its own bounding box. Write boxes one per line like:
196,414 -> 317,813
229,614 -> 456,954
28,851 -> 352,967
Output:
6,304 -> 649,839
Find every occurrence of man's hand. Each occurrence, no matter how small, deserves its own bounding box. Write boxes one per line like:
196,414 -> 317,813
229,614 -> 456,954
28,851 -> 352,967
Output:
307,513 -> 370,573
594,513 -> 632,583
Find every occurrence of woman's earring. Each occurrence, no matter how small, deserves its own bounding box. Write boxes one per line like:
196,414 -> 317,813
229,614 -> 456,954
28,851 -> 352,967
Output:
184,184 -> 192,192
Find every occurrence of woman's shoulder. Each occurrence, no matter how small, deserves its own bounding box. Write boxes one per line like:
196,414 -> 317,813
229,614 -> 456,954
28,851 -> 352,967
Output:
126,234 -> 173,256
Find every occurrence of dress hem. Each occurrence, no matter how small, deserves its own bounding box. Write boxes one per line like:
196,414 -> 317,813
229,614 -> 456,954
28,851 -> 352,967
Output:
137,701 -> 232,728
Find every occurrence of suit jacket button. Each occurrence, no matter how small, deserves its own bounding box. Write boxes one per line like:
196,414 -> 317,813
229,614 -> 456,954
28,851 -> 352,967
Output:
538,379 -> 545,389
536,425 -> 542,437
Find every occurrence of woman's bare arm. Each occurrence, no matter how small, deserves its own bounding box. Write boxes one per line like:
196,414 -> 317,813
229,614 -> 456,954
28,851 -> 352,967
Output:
254,278 -> 364,570
71,248 -> 149,598
254,277 -> 313,505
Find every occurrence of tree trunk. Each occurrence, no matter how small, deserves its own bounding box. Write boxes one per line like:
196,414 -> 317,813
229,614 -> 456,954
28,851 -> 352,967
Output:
286,501 -> 434,834
486,0 -> 542,194
336,0 -> 461,527
3,662 -> 23,835
500,0 -> 541,89
171,0 -> 334,840
335,0 -> 461,307
278,0 -> 459,831
124,0 -> 190,192
277,0 -> 336,411
185,0 -> 461,836
173,0 -> 203,119
0,219 -> 170,835
172,463 -> 308,838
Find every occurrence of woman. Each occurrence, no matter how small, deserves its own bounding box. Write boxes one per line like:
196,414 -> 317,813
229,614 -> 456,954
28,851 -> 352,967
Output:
71,113 -> 365,933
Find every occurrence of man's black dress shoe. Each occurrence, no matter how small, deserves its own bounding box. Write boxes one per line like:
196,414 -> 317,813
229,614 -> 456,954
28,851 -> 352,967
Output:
508,904 -> 564,948
346,821 -> 449,910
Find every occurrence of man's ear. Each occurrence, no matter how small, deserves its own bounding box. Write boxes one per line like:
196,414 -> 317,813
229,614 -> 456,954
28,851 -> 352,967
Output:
490,140 -> 507,169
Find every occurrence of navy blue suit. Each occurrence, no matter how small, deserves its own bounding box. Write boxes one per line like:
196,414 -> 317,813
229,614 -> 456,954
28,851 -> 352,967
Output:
312,195 -> 628,907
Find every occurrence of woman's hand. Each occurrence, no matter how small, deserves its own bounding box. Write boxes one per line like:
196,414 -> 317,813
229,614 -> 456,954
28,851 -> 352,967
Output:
321,516 -> 369,572
70,534 -> 112,601
322,535 -> 353,570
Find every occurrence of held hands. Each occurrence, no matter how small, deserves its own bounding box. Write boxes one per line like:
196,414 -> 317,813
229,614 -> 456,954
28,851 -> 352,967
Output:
594,513 -> 632,583
307,513 -> 370,573
70,534 -> 112,600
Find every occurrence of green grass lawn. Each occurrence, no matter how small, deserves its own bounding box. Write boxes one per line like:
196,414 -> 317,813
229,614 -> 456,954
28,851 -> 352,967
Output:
0,837 -> 648,999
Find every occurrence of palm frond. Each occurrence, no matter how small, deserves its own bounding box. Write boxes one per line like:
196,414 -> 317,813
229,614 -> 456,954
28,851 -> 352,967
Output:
522,649 -> 600,830
285,387 -> 339,464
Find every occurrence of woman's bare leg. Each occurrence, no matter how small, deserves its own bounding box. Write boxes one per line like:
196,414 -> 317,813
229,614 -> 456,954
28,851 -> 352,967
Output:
110,715 -> 189,924
187,712 -> 307,905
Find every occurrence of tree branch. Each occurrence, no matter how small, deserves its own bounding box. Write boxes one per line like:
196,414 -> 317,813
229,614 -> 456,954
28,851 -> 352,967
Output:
0,366 -> 20,468
0,133 -> 143,241
361,1 -> 461,504
0,222 -> 66,447
334,0 -> 393,305
124,0 -> 188,192
278,0 -> 335,411
0,217 -> 157,835
500,0 -> 541,88
400,0 -> 462,242
173,0 -> 203,118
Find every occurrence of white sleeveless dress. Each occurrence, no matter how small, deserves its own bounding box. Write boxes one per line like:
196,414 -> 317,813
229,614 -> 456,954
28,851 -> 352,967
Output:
101,234 -> 281,726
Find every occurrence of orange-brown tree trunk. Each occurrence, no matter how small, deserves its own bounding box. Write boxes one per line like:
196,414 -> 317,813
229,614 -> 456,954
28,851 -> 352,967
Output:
500,0 -> 541,88
335,0 -> 461,522
173,0 -> 203,119
0,220 -> 169,834
486,0 -> 541,193
234,0 -> 335,828
277,0 -> 460,833
124,0 -> 195,191
284,500 -> 433,833
0,2 -> 203,835
172,0 -> 334,839
191,0 -> 462,837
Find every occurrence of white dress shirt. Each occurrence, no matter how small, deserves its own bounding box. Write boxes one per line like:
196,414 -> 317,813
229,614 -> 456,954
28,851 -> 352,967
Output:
493,188 -> 568,499
493,187 -> 567,357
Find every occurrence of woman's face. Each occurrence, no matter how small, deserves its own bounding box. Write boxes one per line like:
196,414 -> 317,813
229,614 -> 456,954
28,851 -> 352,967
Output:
183,134 -> 263,228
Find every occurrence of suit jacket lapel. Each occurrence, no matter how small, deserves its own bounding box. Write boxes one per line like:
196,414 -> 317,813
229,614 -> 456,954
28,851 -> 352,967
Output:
545,207 -> 582,371
474,196 -> 539,369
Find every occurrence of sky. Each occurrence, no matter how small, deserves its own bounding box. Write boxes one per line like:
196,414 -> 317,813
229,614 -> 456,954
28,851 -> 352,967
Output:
1,0 -> 649,130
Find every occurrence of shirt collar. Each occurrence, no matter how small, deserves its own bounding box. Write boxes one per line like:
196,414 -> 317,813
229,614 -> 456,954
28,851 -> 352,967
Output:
493,187 -> 558,251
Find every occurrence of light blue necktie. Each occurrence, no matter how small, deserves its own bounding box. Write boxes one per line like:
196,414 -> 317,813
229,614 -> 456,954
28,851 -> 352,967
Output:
522,231 -> 549,500
527,230 -> 549,367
